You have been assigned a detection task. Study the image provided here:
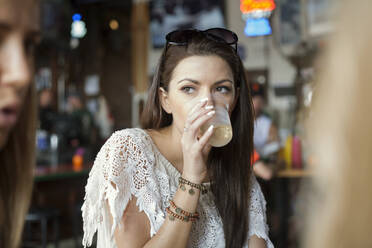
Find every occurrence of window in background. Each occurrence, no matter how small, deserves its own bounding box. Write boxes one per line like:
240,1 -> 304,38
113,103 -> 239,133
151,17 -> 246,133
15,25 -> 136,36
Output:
150,0 -> 226,48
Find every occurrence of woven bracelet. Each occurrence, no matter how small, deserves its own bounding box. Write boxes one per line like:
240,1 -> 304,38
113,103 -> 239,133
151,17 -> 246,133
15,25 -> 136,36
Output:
178,177 -> 208,195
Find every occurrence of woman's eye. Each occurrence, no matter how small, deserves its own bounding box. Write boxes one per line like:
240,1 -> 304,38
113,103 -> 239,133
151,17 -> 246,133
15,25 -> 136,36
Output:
181,86 -> 195,94
216,86 -> 231,94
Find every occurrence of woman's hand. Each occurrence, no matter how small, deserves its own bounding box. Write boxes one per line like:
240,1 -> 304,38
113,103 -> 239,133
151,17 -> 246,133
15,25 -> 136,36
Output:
181,98 -> 215,184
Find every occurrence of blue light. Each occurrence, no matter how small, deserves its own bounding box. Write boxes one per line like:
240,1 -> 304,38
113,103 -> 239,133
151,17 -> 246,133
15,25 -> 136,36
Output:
244,18 -> 272,37
72,13 -> 82,22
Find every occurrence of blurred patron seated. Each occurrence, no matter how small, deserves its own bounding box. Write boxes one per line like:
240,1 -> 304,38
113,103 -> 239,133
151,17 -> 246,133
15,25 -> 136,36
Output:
38,88 -> 58,133
36,89 -> 99,165
251,82 -> 281,181
66,91 -> 95,148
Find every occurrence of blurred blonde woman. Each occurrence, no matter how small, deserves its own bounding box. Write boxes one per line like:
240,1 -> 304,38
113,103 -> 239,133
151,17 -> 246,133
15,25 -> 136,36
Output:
0,0 -> 40,247
304,0 -> 372,247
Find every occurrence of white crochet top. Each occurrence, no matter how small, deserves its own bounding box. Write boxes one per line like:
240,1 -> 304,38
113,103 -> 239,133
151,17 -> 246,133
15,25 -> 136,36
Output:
81,128 -> 274,248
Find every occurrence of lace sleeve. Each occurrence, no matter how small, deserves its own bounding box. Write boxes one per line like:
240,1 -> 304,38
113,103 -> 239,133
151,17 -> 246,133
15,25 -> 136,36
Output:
81,129 -> 165,247
248,175 -> 274,248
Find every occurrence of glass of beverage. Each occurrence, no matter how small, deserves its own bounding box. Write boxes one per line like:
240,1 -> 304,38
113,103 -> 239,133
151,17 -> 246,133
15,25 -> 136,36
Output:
201,104 -> 233,147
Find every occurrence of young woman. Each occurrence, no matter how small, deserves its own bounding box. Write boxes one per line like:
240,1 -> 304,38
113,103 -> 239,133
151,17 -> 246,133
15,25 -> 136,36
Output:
0,0 -> 40,247
82,28 -> 273,248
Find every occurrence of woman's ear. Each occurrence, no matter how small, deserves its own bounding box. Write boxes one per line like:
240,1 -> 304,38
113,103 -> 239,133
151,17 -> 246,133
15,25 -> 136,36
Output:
159,87 -> 172,114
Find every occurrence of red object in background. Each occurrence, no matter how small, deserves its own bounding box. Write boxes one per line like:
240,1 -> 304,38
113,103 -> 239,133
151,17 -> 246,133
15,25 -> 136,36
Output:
251,149 -> 260,166
292,136 -> 302,169
240,0 -> 276,14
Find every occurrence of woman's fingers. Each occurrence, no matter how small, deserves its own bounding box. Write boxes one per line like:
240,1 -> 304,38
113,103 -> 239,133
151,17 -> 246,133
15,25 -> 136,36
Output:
182,98 -> 216,153
184,98 -> 210,129
184,106 -> 214,134
199,125 -> 214,148
190,97 -> 209,115
186,109 -> 215,138
188,104 -> 213,125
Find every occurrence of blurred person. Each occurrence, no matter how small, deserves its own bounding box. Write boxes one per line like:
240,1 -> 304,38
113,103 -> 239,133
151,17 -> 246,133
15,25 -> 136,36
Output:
82,28 -> 273,248
0,0 -> 40,247
251,82 -> 280,181
67,91 -> 95,147
94,95 -> 113,140
38,88 -> 57,133
303,0 -> 372,247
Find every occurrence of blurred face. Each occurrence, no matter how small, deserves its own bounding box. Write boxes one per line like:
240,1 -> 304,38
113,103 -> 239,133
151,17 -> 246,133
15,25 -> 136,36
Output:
68,96 -> 82,111
0,0 -> 40,149
39,89 -> 52,107
160,55 -> 237,134
252,95 -> 264,117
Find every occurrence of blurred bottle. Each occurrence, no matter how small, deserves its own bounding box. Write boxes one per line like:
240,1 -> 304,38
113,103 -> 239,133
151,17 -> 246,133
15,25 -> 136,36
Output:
50,133 -> 59,168
36,130 -> 59,166
73,148 -> 85,171
292,135 -> 302,169
73,155 -> 83,171
283,135 -> 293,169
36,130 -> 48,151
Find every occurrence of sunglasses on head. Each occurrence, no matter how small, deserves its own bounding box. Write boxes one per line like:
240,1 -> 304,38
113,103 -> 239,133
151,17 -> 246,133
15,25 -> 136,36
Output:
165,28 -> 239,53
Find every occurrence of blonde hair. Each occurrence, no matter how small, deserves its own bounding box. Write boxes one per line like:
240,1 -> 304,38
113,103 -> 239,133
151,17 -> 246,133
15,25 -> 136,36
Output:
304,0 -> 372,247
0,84 -> 36,248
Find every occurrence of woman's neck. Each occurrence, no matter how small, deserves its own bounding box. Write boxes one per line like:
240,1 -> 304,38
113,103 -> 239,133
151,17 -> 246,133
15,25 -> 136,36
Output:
149,125 -> 184,173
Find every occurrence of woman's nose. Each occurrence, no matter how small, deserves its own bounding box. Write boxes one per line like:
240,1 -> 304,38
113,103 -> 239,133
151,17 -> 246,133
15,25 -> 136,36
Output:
199,89 -> 214,106
0,34 -> 32,94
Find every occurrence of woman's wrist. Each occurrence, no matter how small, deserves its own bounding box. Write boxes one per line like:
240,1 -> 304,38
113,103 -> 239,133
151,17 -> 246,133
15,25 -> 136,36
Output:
179,174 -> 209,196
181,172 -> 205,185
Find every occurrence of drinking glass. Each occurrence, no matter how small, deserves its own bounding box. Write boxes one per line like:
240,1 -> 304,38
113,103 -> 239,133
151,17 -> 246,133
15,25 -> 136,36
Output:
201,104 -> 233,147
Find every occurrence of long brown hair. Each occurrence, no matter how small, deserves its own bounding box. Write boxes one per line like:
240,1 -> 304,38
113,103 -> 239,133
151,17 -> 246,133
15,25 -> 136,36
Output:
0,84 -> 37,248
141,33 -> 254,248
303,0 -> 372,247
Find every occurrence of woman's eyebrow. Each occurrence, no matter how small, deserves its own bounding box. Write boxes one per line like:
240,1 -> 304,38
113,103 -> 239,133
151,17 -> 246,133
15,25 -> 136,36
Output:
214,79 -> 233,85
177,78 -> 200,84
177,78 -> 233,85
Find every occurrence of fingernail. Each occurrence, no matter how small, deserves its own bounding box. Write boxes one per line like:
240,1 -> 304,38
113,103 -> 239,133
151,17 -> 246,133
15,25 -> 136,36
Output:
207,110 -> 215,116
205,105 -> 214,110
208,125 -> 214,132
199,97 -> 209,103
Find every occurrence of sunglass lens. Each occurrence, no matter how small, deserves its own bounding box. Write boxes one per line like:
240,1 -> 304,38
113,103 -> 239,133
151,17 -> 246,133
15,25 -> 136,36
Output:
205,28 -> 238,44
166,30 -> 195,44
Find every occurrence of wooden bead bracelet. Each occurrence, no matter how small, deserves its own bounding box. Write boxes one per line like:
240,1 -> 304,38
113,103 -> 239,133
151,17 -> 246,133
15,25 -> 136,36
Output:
166,207 -> 198,222
169,200 -> 199,219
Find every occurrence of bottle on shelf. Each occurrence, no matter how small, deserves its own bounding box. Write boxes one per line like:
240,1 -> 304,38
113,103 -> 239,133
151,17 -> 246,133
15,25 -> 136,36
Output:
292,135 -> 302,169
283,135 -> 293,170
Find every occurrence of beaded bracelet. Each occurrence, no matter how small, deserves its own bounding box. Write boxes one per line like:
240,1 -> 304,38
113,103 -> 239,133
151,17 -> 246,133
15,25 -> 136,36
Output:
178,177 -> 208,195
169,200 -> 199,219
166,207 -> 198,222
